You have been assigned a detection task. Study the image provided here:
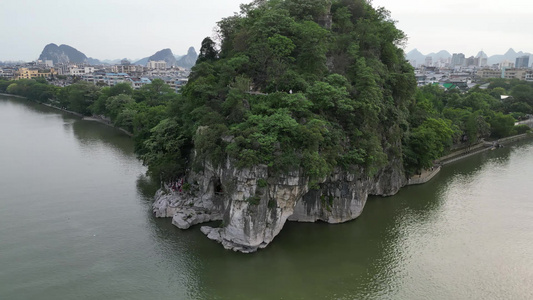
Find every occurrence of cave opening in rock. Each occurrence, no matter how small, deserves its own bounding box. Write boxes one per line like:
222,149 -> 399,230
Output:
214,178 -> 223,194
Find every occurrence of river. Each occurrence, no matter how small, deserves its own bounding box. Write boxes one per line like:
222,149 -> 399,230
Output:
1,95 -> 532,300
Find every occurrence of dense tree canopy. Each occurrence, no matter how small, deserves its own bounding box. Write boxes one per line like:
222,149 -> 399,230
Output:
159,0 -> 418,183
2,0 -> 531,182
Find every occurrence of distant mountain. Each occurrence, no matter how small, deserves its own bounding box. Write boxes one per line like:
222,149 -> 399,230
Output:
427,50 -> 451,62
134,48 -> 177,67
406,49 -> 451,66
87,57 -> 102,65
487,48 -> 532,66
406,49 -> 425,66
133,47 -> 197,69
176,47 -> 198,69
38,43 -> 89,65
134,57 -> 149,66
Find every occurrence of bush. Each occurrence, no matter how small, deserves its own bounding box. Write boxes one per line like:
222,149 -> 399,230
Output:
246,196 -> 261,205
268,200 -> 276,209
514,124 -> 531,134
257,178 -> 268,188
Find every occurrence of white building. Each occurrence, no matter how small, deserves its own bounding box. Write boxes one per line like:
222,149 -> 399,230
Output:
146,60 -> 167,70
64,66 -> 95,76
500,60 -> 515,69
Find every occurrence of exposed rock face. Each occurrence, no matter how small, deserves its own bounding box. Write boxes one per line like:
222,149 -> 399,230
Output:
289,158 -> 405,224
153,157 -> 406,253
176,47 -> 198,69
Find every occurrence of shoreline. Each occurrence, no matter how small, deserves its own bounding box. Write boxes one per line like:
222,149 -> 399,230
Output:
1,93 -> 133,136
407,132 -> 533,185
81,116 -> 133,137
0,93 -> 26,99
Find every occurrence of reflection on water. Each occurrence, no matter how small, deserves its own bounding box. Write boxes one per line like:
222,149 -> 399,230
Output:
71,120 -> 135,157
2,95 -> 533,300
136,174 -> 160,199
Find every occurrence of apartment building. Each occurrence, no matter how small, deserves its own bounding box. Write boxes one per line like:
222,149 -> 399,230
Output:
146,60 -> 167,70
14,67 -> 56,80
476,68 -> 532,80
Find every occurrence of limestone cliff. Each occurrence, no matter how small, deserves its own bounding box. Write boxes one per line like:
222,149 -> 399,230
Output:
38,43 -> 89,65
153,157 -> 406,253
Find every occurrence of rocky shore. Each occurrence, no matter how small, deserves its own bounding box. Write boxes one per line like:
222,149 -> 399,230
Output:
153,158 -> 406,253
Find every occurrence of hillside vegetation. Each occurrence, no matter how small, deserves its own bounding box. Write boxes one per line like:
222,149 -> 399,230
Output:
2,0 -> 531,182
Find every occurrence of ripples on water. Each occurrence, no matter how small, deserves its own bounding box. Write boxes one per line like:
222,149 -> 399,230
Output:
1,96 -> 533,300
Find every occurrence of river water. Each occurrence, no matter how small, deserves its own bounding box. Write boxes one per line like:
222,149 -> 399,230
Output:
1,95 -> 532,300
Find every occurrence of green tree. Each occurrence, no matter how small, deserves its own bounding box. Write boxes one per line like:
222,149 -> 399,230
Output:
197,37 -> 219,63
140,118 -> 188,180
58,82 -> 100,115
510,84 -> 533,106
488,112 -> 516,138
106,94 -> 134,121
404,118 -> 457,173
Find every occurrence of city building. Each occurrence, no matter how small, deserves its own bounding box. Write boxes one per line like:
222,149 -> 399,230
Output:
451,53 -> 465,67
68,66 -> 95,76
515,56 -> 530,68
0,68 -> 15,79
15,67 -> 56,80
465,56 -> 475,67
475,51 -> 488,67
146,60 -> 167,70
476,68 -> 532,80
130,77 -> 152,89
500,60 -> 515,68
112,64 -> 143,75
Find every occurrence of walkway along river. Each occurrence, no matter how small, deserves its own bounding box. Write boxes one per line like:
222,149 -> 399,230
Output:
1,94 -> 533,299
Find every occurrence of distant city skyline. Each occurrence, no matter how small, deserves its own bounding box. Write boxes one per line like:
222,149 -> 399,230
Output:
372,0 -> 533,57
1,0 -> 532,62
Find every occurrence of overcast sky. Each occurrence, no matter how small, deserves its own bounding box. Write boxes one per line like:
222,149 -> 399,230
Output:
1,0 -> 532,61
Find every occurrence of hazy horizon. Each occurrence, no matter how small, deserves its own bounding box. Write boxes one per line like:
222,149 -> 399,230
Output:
1,0 -> 532,61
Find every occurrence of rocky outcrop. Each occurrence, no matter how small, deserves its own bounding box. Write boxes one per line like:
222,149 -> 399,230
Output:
288,158 -> 405,224
153,156 -> 406,253
176,47 -> 198,69
38,43 -> 89,65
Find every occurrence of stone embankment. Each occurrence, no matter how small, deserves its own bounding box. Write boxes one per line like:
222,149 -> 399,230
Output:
407,166 -> 441,185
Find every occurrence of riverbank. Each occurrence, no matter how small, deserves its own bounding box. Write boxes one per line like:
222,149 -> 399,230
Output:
82,116 -> 133,137
407,132 -> 533,185
0,93 -> 26,99
1,93 -> 133,136
407,166 -> 441,185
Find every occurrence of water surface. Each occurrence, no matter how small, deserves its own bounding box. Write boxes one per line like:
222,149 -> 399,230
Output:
1,95 -> 532,299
